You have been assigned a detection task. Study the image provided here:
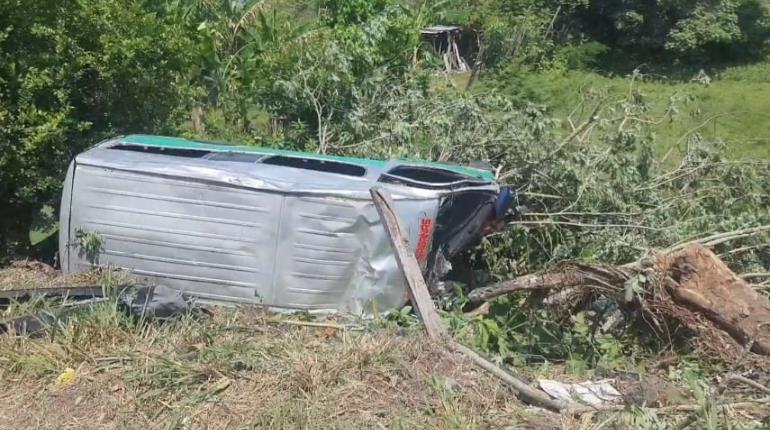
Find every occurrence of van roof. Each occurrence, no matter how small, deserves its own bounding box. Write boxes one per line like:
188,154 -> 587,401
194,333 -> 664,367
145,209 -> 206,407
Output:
116,134 -> 495,181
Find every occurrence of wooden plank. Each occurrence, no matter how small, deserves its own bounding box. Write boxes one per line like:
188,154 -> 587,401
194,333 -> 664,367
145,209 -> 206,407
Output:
371,187 -> 579,413
370,187 -> 447,340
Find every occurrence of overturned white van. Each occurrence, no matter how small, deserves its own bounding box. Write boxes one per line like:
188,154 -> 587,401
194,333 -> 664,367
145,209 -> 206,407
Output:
59,135 -> 511,314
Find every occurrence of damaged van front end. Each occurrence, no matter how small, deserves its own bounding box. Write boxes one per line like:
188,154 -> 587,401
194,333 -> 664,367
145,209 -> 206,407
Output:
60,135 -> 512,314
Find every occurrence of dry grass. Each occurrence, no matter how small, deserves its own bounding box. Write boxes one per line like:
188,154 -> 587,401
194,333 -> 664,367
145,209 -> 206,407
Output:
2,265 -> 769,429
0,306 -> 533,429
0,260 -> 102,291
0,261 -> 536,430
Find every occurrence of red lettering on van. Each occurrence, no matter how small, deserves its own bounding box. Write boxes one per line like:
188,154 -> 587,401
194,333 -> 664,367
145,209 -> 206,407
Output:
415,217 -> 434,265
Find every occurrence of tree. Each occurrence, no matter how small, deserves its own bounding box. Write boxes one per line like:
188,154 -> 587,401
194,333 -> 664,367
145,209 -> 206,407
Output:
0,0 -> 193,260
257,0 -> 424,151
571,0 -> 770,61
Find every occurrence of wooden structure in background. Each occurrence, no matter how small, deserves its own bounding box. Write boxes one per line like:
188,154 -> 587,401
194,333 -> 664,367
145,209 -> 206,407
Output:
421,25 -> 470,73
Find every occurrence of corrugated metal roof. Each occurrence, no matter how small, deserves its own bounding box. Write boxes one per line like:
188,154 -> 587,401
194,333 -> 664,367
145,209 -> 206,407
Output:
421,25 -> 463,34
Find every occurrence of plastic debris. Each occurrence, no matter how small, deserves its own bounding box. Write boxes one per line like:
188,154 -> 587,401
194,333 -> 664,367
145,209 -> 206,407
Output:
56,367 -> 77,385
539,379 -> 622,406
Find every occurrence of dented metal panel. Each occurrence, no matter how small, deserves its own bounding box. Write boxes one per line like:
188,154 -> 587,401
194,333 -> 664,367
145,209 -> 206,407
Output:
60,136 -> 500,314
68,164 -> 281,303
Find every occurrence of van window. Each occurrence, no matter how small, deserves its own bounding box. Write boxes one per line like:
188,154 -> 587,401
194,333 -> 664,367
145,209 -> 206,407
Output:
261,156 -> 366,177
385,166 -> 469,183
111,144 -> 209,158
205,152 -> 264,163
379,165 -> 491,189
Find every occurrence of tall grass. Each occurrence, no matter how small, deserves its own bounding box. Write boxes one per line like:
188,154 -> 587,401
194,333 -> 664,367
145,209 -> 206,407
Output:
479,62 -> 770,161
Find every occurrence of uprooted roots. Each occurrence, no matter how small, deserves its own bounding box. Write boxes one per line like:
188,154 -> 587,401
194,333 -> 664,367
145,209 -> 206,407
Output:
468,245 -> 770,365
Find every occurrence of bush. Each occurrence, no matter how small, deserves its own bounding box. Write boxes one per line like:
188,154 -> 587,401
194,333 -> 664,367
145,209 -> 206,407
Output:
557,42 -> 610,70
0,0 -> 194,261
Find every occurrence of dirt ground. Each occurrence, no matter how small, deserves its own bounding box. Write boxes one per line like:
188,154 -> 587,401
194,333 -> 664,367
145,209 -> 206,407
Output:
1,264 -> 769,429
0,309 -> 532,429
0,260 -> 101,291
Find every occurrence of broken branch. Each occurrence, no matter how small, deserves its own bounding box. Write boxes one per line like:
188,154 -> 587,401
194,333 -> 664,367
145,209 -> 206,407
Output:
447,340 -> 573,412
371,187 -> 576,412
468,245 -> 770,357
726,374 -> 770,395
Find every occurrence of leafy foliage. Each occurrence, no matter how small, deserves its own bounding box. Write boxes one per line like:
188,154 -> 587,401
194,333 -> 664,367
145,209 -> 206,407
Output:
569,0 -> 770,61
442,0 -> 770,66
74,227 -> 104,267
0,0 -> 193,259
0,0 -> 768,386
339,72 -> 768,370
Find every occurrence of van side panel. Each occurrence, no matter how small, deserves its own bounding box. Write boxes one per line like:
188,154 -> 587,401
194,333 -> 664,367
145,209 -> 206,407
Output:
64,158 -> 444,313
68,164 -> 281,303
271,196 -> 436,313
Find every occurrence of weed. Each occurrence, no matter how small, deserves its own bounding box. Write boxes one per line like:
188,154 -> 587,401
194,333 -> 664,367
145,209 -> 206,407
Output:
73,227 -> 104,267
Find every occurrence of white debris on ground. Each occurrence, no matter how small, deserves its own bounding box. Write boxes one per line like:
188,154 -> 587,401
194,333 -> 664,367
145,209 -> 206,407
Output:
538,379 -> 622,407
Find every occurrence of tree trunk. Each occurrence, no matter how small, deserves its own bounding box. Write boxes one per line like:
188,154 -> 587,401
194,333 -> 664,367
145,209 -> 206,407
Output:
659,245 -> 770,355
467,245 -> 770,356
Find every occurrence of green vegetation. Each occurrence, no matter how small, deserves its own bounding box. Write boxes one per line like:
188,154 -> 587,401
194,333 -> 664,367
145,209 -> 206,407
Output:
483,63 -> 770,159
2,268 -> 766,429
1,0 -> 769,259
1,1 -> 769,427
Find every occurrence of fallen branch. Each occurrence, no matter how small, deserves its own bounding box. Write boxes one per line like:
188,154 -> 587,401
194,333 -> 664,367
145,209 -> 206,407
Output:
464,302 -> 490,318
468,245 -> 770,357
727,374 -> 770,395
468,271 -> 574,303
371,187 -> 575,413
505,220 -> 665,231
556,101 -> 603,150
468,263 -> 633,304
447,340 -> 570,412
666,225 -> 770,254
371,188 -> 446,340
471,224 -> 770,304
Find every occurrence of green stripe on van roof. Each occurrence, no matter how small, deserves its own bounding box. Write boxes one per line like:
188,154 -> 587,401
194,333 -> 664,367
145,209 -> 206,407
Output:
119,134 -> 495,181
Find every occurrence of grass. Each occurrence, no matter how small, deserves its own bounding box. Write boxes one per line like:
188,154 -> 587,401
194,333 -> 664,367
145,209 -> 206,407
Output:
474,62 -> 770,160
0,268 -> 528,429
504,64 -> 770,158
1,267 -> 768,429
0,309 -> 528,429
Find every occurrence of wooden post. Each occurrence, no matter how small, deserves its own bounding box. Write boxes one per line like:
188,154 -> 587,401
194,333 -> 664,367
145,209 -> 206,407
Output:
370,187 -> 574,413
370,187 -> 447,340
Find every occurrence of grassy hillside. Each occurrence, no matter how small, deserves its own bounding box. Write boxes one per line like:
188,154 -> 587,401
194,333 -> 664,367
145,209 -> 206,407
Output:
479,63 -> 770,160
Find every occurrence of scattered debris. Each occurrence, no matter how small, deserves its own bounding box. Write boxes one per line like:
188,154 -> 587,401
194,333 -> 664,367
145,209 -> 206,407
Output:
0,284 -> 198,337
0,285 -> 104,311
118,285 -> 191,320
539,379 -> 622,407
